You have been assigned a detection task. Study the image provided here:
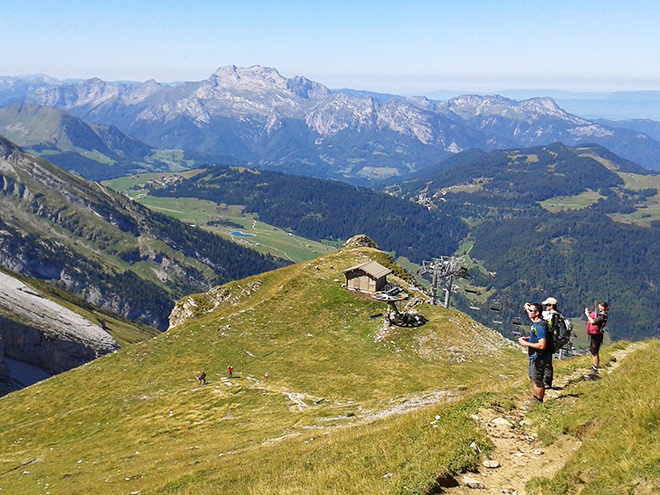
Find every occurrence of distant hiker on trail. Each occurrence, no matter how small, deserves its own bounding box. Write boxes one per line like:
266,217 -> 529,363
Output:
197,372 -> 206,385
264,372 -> 269,381
519,303 -> 552,406
585,301 -> 609,374
227,366 -> 233,378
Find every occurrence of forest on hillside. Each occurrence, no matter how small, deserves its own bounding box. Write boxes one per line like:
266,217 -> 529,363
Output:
413,144 -> 660,340
146,144 -> 660,340
148,166 -> 469,264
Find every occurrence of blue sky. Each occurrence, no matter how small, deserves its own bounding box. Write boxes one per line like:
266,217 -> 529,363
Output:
2,0 -> 660,95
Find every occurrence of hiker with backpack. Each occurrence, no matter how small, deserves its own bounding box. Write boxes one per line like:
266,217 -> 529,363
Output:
540,297 -> 573,388
585,301 -> 609,374
519,303 -> 552,406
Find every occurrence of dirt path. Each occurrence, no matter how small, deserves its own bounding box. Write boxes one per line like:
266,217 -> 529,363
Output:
441,343 -> 645,494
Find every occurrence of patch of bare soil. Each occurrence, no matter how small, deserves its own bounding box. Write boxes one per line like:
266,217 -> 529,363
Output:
440,344 -> 645,495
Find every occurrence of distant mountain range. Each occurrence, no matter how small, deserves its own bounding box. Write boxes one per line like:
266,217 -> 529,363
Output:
2,67 -> 660,182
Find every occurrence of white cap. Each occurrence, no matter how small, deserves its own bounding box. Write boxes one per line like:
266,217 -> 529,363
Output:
542,297 -> 558,305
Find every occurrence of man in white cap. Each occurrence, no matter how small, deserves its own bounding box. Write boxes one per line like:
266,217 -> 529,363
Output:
540,296 -> 569,388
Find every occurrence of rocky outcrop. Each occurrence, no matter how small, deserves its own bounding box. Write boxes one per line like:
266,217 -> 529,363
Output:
342,234 -> 380,250
0,271 -> 119,395
168,280 -> 263,330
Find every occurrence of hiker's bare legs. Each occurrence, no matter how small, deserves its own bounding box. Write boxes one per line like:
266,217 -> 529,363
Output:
532,381 -> 545,401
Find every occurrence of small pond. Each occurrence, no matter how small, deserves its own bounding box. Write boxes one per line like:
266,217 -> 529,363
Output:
231,231 -> 255,237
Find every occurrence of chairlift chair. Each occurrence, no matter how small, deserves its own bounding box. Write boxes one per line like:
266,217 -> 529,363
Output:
490,300 -> 502,312
469,304 -> 481,311
492,315 -> 503,324
464,286 -> 479,294
512,317 -> 523,326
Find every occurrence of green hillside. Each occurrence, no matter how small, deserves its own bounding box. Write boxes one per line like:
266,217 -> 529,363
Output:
384,143 -> 660,341
1,243 -> 659,494
103,172 -> 336,263
0,243 -> 522,494
140,164 -> 469,266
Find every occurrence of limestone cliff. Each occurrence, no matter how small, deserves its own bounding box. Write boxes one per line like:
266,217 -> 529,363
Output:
0,270 -> 119,396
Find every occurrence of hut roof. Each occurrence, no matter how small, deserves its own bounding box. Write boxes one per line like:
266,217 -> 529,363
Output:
342,260 -> 392,278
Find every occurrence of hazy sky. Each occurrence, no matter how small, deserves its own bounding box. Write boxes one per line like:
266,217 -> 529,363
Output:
3,0 -> 660,95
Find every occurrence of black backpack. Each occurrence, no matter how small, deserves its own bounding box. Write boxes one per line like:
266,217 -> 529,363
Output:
548,312 -> 572,353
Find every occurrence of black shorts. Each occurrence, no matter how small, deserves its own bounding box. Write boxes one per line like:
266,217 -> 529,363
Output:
528,354 -> 552,383
589,333 -> 604,355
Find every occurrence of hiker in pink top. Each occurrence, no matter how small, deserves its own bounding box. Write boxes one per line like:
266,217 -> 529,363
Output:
585,301 -> 609,374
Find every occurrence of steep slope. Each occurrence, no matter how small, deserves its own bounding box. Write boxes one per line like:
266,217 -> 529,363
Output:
386,142 -> 660,340
0,104 -> 220,180
7,66 -> 660,179
0,136 -> 285,329
594,117 -> 660,141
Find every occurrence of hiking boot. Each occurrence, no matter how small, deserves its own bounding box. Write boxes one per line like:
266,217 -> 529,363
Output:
525,397 -> 543,411
591,365 -> 598,374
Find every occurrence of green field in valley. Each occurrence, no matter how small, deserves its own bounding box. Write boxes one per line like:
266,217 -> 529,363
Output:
539,189 -> 605,212
103,173 -> 336,263
608,172 -> 660,226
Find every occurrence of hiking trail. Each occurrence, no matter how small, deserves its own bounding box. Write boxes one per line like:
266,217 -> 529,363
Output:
440,343 -> 645,494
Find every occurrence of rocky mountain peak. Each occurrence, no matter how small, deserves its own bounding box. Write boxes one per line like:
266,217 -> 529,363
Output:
442,94 -> 524,119
210,65 -> 330,100
519,97 -> 589,124
211,65 -> 288,91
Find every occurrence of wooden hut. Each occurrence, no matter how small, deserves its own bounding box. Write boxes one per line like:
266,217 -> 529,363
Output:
342,260 -> 391,293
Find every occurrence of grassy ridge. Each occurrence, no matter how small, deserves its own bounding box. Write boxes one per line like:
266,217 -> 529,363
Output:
1,247 -> 657,494
0,246 -> 521,494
